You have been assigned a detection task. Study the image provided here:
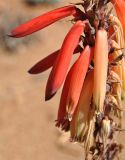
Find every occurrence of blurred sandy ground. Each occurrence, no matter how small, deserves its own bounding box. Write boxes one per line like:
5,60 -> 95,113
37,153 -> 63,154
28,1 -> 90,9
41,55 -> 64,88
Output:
0,0 -> 125,160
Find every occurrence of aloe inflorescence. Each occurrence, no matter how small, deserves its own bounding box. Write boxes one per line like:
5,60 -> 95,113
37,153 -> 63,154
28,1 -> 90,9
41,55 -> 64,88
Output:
8,0 -> 125,159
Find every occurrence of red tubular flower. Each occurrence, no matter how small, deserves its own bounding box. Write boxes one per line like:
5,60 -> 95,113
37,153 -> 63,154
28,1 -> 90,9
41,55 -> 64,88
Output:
70,69 -> 94,141
56,66 -> 74,131
66,45 -> 93,119
8,5 -> 78,38
28,45 -> 83,74
56,46 -> 93,130
45,21 -> 85,100
28,50 -> 59,74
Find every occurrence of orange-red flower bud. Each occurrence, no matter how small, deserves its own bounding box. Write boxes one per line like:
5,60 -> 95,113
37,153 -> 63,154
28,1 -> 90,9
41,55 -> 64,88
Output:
56,66 -> 73,131
45,21 -> 85,100
93,29 -> 108,112
28,45 -> 83,74
66,45 -> 93,119
8,5 -> 78,38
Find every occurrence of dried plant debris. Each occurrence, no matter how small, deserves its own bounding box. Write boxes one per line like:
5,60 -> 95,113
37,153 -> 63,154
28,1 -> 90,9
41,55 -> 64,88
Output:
8,0 -> 125,159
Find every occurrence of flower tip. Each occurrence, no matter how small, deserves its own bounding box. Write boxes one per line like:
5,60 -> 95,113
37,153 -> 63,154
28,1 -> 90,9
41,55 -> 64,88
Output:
28,69 -> 33,74
45,92 -> 56,101
28,69 -> 31,74
7,32 -> 13,37
7,31 -> 19,38
28,68 -> 36,74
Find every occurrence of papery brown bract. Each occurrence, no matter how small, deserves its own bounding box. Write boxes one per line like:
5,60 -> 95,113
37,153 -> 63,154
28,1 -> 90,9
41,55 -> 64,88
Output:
110,40 -> 125,100
111,0 -> 125,37
8,5 -> 78,37
45,21 -> 85,100
109,40 -> 122,81
109,15 -> 125,48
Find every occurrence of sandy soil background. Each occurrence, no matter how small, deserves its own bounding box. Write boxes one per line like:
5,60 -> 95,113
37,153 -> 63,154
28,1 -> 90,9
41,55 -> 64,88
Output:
0,0 -> 125,160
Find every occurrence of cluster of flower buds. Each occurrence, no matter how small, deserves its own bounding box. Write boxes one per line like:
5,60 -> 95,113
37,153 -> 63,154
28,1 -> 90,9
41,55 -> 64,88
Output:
8,0 -> 125,159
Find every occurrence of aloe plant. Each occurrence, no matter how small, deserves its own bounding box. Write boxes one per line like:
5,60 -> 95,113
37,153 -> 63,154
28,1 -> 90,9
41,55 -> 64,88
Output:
9,0 -> 125,159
